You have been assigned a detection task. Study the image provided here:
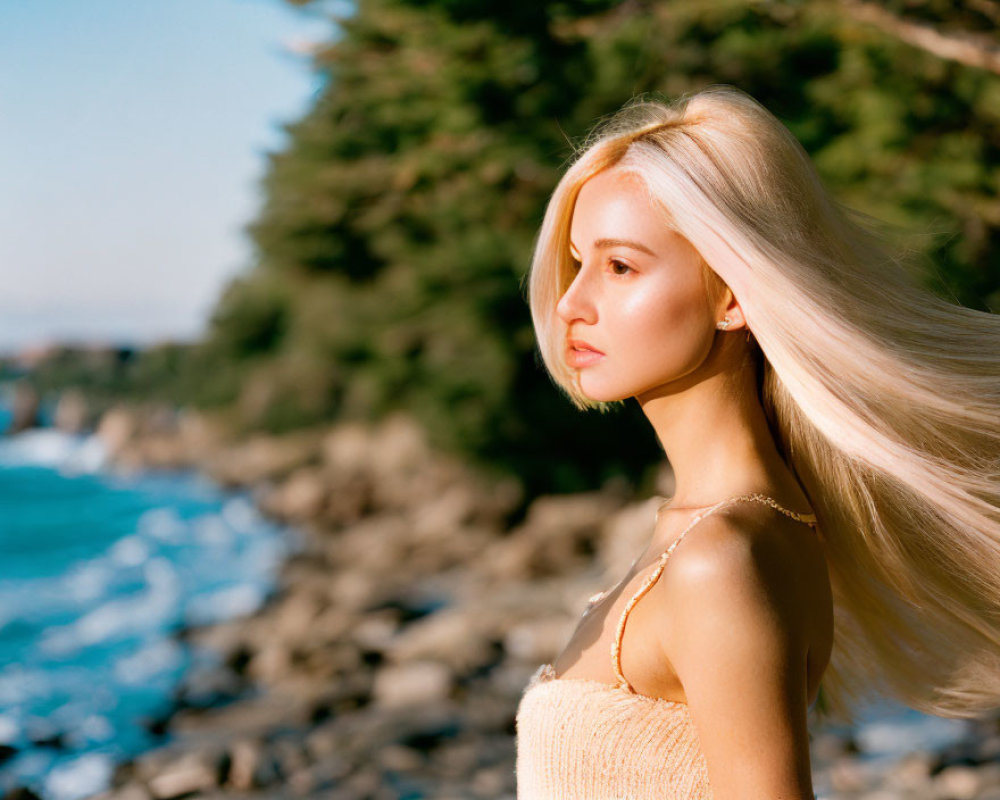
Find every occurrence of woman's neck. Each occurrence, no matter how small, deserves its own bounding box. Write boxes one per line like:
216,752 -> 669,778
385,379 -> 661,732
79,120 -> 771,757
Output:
636,358 -> 798,511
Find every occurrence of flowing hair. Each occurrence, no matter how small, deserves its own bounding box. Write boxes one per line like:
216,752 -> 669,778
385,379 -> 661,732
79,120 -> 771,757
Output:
527,84 -> 1000,723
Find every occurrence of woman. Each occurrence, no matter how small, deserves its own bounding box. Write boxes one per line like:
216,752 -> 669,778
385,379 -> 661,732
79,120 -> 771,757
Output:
514,85 -> 1000,800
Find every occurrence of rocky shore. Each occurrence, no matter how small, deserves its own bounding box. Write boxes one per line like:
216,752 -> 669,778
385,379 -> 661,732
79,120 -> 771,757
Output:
6,397 -> 1000,799
85,404 -> 643,800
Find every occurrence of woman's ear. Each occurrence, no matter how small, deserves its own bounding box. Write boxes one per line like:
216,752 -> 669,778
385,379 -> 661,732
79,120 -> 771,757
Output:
716,286 -> 747,331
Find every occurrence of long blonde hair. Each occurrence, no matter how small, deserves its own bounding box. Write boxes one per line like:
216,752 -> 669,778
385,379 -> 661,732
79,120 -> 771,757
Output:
527,84 -> 1000,722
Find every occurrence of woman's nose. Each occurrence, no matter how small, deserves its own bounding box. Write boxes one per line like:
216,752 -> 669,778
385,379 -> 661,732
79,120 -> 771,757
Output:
556,268 -> 597,326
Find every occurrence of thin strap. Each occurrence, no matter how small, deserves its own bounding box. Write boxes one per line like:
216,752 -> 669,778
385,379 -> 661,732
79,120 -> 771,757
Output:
610,492 -> 819,693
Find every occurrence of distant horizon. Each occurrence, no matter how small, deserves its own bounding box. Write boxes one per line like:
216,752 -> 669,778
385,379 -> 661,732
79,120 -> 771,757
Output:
0,0 -> 342,352
0,329 -> 200,360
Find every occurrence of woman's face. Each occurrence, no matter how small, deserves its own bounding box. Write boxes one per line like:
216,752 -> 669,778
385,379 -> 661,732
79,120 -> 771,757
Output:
557,167 -> 722,403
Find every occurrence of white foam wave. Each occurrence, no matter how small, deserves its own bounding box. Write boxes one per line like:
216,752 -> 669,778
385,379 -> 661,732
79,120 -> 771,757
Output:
0,430 -> 108,473
0,713 -> 19,744
221,495 -> 264,533
0,667 -> 50,705
193,514 -> 235,547
113,638 -> 184,686
64,560 -> 116,604
43,752 -> 114,800
39,558 -> 181,655
184,583 -> 265,626
76,714 -> 114,745
109,535 -> 150,567
136,506 -> 189,543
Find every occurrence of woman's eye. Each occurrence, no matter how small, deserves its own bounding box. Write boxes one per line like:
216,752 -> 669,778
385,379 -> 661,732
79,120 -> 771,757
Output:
609,259 -> 633,276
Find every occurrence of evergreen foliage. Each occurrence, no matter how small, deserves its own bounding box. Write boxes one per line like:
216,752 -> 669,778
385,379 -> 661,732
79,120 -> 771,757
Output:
31,0 -> 1000,498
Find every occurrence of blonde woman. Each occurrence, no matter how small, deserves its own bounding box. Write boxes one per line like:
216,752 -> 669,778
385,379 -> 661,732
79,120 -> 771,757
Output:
514,85 -> 1000,800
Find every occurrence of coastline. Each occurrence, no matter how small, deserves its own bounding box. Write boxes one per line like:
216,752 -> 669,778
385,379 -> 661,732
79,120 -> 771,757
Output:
10,401 -> 994,800
84,405 -> 598,799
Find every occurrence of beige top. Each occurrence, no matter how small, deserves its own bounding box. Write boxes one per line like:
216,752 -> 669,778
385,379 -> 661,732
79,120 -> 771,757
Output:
514,492 -> 819,800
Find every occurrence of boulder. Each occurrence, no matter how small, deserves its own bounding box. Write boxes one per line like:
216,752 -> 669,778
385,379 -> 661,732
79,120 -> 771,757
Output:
53,388 -> 90,433
6,380 -> 40,434
372,661 -> 453,708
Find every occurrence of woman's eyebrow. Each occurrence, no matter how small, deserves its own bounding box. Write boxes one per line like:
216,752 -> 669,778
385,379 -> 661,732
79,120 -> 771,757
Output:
568,237 -> 656,257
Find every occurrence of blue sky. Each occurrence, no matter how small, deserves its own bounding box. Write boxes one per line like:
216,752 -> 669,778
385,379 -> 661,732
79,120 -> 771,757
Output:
0,0 -> 342,354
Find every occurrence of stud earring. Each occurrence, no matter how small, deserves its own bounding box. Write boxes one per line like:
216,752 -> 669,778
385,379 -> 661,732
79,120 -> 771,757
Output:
716,317 -> 732,330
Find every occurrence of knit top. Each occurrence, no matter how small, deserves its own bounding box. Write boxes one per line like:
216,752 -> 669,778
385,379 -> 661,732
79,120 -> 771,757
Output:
514,492 -> 820,800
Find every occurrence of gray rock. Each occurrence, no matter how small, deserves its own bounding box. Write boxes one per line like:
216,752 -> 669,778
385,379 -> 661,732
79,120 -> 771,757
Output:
387,608 -> 497,673
372,661 -> 453,708
6,380 -> 40,434
146,751 -> 221,798
53,388 -> 90,433
933,764 -> 984,799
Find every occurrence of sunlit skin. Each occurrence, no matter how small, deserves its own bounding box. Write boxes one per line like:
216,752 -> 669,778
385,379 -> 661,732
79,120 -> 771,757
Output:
553,167 -> 832,800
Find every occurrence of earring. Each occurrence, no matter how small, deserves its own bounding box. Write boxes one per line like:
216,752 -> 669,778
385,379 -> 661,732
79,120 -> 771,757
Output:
716,317 -> 732,330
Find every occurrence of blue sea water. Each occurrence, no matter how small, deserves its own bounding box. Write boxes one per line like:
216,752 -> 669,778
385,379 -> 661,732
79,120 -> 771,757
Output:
0,423 -> 299,800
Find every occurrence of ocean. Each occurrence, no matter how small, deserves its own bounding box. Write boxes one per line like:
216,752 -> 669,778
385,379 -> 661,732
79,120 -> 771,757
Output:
0,419 -> 298,800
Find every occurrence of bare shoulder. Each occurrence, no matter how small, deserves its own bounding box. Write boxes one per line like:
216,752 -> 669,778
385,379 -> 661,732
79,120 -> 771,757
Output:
631,509 -> 827,797
646,508 -> 828,654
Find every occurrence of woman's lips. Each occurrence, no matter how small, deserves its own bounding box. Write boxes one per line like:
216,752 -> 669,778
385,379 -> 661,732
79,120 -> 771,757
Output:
566,339 -> 605,368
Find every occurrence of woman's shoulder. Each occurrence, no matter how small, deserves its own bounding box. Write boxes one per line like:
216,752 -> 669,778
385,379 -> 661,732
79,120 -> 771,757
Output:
644,505 -> 828,643
655,500 -> 812,565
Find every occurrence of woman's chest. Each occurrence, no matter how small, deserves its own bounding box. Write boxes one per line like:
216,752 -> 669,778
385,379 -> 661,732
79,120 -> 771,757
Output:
549,557 -> 689,700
